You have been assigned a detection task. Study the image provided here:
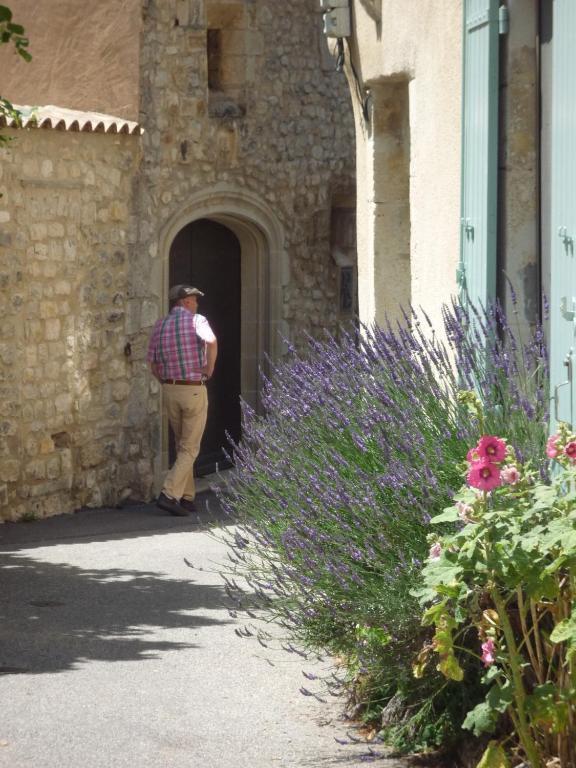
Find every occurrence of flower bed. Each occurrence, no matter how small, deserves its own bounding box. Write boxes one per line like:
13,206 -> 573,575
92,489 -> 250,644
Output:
417,411 -> 576,766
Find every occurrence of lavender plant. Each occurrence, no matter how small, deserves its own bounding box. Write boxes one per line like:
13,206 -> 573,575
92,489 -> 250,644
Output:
215,300 -> 548,751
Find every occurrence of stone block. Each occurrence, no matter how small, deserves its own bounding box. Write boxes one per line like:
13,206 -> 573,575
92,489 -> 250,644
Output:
45,318 -> 61,341
55,393 -> 73,414
39,436 -> 55,455
48,222 -> 65,237
63,239 -> 77,261
79,442 -> 106,468
108,359 -> 127,379
46,455 -> 61,480
39,301 -> 59,319
0,460 -> 20,482
112,381 -> 131,401
27,478 -> 71,498
110,201 -> 128,221
41,159 -> 54,178
140,300 -> 158,328
30,222 -> 48,241
26,459 -> 47,481
0,420 -> 17,437
60,448 -> 73,475
54,280 -> 72,295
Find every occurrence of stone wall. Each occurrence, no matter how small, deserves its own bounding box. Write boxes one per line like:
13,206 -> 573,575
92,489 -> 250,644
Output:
0,128 -> 144,521
0,0 -> 356,520
130,0 -> 356,494
133,0 -> 355,342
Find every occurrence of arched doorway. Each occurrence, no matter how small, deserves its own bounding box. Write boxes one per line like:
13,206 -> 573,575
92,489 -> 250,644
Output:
169,218 -> 242,474
155,186 -> 288,493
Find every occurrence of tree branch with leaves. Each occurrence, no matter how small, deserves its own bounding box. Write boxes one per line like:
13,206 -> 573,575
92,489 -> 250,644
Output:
0,4 -> 31,142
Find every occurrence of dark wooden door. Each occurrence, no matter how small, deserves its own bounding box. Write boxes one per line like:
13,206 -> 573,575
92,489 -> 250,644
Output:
169,219 -> 241,475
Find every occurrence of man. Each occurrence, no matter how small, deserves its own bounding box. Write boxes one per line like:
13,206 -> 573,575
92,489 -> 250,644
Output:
147,284 -> 218,516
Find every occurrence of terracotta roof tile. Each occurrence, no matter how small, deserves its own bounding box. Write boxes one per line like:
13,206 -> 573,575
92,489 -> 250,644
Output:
1,104 -> 143,135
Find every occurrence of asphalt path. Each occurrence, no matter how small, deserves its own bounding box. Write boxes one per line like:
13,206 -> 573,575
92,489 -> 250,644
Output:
0,494 -> 414,768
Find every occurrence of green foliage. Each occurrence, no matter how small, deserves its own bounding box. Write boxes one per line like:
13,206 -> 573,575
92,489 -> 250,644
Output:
0,5 -> 31,61
417,421 -> 576,767
476,741 -> 510,768
0,4 -> 31,144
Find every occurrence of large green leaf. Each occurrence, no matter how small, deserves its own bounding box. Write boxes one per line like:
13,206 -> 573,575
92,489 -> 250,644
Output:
430,506 -> 460,524
550,610 -> 576,644
486,680 -> 513,713
438,652 -> 464,682
525,682 -> 570,734
477,741 -> 510,768
462,701 -> 497,736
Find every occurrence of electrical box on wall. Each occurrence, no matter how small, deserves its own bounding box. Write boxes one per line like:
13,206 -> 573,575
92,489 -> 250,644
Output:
320,0 -> 351,38
323,7 -> 351,37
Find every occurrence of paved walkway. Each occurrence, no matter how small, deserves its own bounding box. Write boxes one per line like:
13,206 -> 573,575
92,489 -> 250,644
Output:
0,494 -> 414,768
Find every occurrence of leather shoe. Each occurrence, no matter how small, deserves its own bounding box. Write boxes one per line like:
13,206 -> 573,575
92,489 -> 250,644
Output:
156,492 -> 189,517
179,497 -> 198,514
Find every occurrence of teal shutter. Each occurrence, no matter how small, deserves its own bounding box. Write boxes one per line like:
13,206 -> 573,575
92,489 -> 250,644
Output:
458,0 -> 500,312
550,0 -> 576,428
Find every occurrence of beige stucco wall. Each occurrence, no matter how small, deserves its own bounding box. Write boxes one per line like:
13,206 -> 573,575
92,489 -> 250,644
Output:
346,0 -> 462,331
0,128 -> 144,521
0,0 -> 141,120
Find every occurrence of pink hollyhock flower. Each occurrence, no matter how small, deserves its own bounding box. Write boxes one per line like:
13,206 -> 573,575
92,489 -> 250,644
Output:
564,441 -> 576,462
501,465 -> 520,485
456,501 -> 474,523
467,459 -> 502,492
546,434 -> 560,459
429,542 -> 442,560
476,435 -> 507,463
481,638 -> 496,667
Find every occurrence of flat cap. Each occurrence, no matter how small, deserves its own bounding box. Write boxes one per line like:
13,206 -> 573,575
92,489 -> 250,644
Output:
169,284 -> 205,301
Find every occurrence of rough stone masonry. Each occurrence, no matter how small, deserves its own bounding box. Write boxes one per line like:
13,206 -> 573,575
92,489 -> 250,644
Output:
0,0 -> 355,521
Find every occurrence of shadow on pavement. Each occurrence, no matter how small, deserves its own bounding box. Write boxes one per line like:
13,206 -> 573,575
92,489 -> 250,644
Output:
0,491 -> 230,551
0,493 -> 233,677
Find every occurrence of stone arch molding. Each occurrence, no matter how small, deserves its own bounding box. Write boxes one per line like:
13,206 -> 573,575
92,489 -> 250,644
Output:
158,184 -> 289,412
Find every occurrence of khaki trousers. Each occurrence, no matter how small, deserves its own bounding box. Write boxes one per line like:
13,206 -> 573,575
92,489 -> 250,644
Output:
162,383 -> 208,501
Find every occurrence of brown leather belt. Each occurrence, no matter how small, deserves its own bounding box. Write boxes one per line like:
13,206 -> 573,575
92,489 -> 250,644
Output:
161,379 -> 203,385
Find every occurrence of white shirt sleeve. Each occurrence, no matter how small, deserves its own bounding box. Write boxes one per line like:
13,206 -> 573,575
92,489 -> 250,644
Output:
194,314 -> 216,343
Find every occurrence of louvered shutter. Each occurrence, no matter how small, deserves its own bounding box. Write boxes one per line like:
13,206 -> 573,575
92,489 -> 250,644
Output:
550,0 -> 576,428
458,0 -> 499,312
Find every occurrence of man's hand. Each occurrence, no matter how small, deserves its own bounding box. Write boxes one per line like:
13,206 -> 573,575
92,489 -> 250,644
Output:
149,362 -> 162,381
202,339 -> 218,380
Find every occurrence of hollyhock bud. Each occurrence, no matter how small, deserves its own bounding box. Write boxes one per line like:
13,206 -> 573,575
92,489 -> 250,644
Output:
546,434 -> 560,459
456,501 -> 474,523
501,465 -> 520,485
481,638 -> 496,667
